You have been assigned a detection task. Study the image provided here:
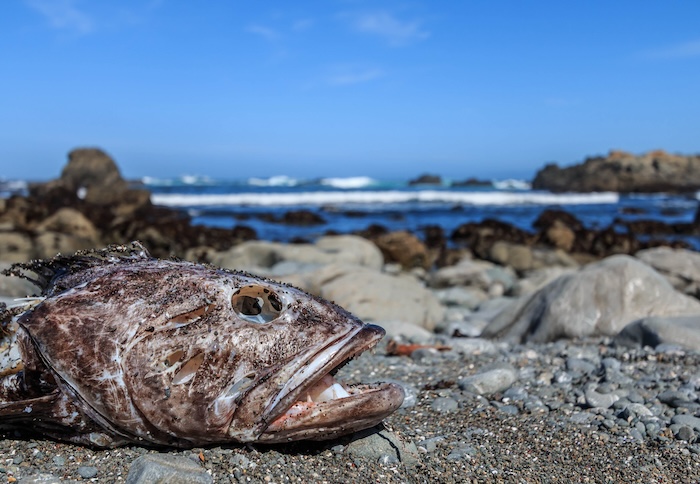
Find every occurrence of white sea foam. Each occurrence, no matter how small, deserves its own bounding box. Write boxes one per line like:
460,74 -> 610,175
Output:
319,176 -> 377,189
492,179 -> 531,190
151,190 -> 619,207
248,175 -> 299,187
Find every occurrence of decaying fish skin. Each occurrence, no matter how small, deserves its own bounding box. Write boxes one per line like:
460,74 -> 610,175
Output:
0,242 -> 404,448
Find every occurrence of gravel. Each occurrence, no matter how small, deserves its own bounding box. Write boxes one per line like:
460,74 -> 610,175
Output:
4,336 -> 700,482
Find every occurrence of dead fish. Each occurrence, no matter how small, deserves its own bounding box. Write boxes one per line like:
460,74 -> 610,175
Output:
0,242 -> 404,448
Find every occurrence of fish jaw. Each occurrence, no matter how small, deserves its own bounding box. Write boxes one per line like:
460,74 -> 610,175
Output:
254,323 -> 405,442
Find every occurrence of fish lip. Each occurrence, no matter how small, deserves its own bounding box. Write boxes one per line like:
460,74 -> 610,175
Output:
257,323 -> 405,441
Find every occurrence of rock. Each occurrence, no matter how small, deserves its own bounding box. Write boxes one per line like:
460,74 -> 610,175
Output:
306,265 -> 444,330
512,267 -> 577,297
36,207 -> 99,241
482,255 -> 700,343
60,147 -> 124,193
126,454 -> 213,484
430,256 -> 516,291
30,148 -> 151,214
342,427 -> 420,466
0,262 -> 39,296
33,232 -> 97,259
543,220 -> 576,251
77,466 -> 99,479
635,247 -> 700,297
210,235 -> 383,275
278,210 -> 325,226
457,363 -> 518,395
615,316 -> 700,350
433,286 -> 488,309
408,174 -> 442,185
532,149 -> 700,193
376,320 -> 434,340
373,231 -> 431,270
450,219 -> 535,259
489,242 -> 534,271
0,232 -> 34,262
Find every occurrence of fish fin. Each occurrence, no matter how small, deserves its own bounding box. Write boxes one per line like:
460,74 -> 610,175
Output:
0,241 -> 152,295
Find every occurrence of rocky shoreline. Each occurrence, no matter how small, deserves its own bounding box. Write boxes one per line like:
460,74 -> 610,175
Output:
4,149 -> 700,482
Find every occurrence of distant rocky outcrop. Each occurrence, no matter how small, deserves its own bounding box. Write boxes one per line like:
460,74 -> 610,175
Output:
408,174 -> 442,186
532,149 -> 700,193
0,148 -> 255,261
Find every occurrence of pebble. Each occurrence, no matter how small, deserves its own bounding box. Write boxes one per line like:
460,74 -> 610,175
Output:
431,397 -> 459,413
126,454 -> 213,484
458,363 -> 518,395
77,466 -> 98,479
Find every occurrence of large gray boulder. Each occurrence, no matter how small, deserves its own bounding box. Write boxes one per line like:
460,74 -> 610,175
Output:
283,264 -> 444,331
482,255 -> 700,343
635,247 -> 700,297
615,316 -> 700,350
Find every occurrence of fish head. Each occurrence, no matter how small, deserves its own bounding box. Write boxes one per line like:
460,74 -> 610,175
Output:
15,245 -> 404,446
129,269 -> 405,444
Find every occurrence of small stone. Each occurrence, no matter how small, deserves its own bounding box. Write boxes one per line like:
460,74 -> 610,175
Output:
676,425 -> 696,442
431,397 -> 459,413
671,414 -> 700,431
126,454 -> 213,484
52,456 -> 65,467
77,466 -> 98,479
585,387 -> 620,409
12,455 -> 23,465
458,364 -> 518,396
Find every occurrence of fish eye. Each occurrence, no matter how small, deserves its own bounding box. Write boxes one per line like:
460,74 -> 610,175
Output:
231,286 -> 284,324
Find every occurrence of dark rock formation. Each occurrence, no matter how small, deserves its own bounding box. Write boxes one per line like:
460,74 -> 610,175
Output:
0,148 -> 257,261
408,174 -> 442,186
451,178 -> 491,187
532,150 -> 700,193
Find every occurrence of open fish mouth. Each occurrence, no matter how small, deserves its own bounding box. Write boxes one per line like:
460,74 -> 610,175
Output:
257,324 -> 405,442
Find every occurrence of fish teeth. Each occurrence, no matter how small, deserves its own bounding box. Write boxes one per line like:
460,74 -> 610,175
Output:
308,374 -> 351,402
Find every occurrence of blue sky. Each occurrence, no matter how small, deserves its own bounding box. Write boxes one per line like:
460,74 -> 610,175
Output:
2,1 -> 699,181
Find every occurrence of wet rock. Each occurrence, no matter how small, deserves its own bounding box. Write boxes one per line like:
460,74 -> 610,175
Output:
373,231 -> 431,270
615,316 -> 700,351
126,454 -> 213,484
279,210 -> 325,226
450,219 -> 534,259
483,255 -> 700,343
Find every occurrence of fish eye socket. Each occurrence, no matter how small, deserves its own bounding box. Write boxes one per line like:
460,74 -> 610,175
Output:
231,286 -> 284,323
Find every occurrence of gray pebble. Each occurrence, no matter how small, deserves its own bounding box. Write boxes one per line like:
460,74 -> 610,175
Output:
458,364 -> 518,396
77,466 -> 98,479
676,425 -> 696,441
431,397 -> 459,413
52,456 -> 65,467
126,454 -> 213,484
446,444 -> 477,461
12,454 -> 24,465
585,387 -> 620,409
672,414 -> 700,432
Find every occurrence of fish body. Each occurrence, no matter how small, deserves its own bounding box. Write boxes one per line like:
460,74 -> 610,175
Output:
0,243 -> 403,447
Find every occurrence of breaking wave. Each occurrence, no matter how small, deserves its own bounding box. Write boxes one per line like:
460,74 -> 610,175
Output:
151,190 -> 619,207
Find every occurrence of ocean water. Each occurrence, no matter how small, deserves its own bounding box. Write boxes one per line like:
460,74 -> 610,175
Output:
142,176 -> 700,247
2,175 -> 697,247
